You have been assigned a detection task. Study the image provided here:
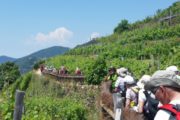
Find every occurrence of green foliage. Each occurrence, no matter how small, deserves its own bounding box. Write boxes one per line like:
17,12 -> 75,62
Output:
114,19 -> 130,33
22,97 -> 87,120
19,72 -> 32,91
86,56 -> 107,85
1,72 -> 32,100
1,72 -> 98,120
46,55 -> 95,76
0,62 -> 20,90
0,100 -> 14,120
33,60 -> 45,70
0,97 -> 87,120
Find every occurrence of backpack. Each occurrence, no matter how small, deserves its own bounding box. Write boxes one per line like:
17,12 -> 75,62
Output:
143,91 -> 159,120
129,86 -> 139,107
159,104 -> 180,120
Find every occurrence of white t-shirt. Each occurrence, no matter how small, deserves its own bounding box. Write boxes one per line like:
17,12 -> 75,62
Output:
115,76 -> 125,91
138,89 -> 146,102
138,89 -> 155,102
126,88 -> 138,105
154,100 -> 180,120
115,76 -> 124,87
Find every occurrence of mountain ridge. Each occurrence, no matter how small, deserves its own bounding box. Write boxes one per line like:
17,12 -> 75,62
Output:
14,46 -> 70,73
0,55 -> 16,64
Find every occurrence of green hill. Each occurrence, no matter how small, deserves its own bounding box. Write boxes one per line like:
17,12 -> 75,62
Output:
15,46 -> 70,73
0,56 -> 16,64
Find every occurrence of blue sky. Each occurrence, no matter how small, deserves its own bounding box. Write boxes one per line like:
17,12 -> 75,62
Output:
0,0 -> 178,58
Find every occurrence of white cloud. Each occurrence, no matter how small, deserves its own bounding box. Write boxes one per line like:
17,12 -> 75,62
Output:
35,27 -> 73,42
90,32 -> 100,40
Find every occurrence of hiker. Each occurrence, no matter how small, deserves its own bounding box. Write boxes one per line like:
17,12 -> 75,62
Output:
75,67 -> 82,75
40,64 -> 45,72
124,75 -> 138,109
145,70 -> 180,120
116,67 -> 128,97
135,75 -> 152,112
107,66 -> 118,111
134,75 -> 159,120
166,65 -> 180,79
52,67 -> 57,74
59,66 -> 68,75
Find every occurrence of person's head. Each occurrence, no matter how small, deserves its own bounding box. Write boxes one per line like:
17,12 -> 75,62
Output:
166,65 -> 179,75
145,70 -> 180,105
124,75 -> 135,88
137,75 -> 151,89
117,67 -> 128,77
108,66 -> 116,75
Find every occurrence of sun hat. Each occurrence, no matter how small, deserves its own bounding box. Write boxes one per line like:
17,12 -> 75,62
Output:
166,66 -> 179,72
137,75 -> 151,89
117,67 -> 128,77
144,70 -> 180,91
124,75 -> 135,85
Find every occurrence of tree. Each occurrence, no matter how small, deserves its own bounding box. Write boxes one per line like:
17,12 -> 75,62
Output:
33,59 -> 45,70
114,19 -> 130,34
86,56 -> 107,85
0,62 -> 20,89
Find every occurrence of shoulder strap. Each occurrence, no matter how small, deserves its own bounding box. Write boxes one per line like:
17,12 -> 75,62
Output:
143,90 -> 149,98
159,104 -> 180,120
131,86 -> 139,94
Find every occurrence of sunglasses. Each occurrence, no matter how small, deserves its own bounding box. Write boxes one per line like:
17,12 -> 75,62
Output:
151,87 -> 159,94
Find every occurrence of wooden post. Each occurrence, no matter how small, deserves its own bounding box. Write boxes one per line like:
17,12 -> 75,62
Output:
13,90 -> 25,120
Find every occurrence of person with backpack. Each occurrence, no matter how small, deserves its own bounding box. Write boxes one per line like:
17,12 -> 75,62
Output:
124,75 -> 138,109
115,67 -> 128,97
134,75 -> 159,120
145,70 -> 180,120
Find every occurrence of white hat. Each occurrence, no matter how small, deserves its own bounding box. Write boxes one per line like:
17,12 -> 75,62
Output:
166,66 -> 179,72
117,67 -> 128,77
124,75 -> 135,84
137,75 -> 151,89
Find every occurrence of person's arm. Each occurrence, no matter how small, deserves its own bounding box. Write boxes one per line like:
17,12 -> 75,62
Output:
137,89 -> 146,113
125,98 -> 131,109
113,78 -> 120,92
125,89 -> 131,109
137,100 -> 144,113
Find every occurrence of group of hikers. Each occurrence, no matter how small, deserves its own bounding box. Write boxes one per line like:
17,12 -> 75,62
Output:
40,65 -> 82,76
106,65 -> 180,120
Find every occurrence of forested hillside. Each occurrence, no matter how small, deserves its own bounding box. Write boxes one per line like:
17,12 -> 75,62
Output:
0,56 -> 16,64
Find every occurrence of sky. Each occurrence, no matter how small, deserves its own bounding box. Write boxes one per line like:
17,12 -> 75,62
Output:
0,0 -> 178,58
